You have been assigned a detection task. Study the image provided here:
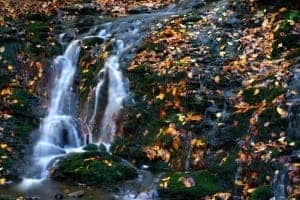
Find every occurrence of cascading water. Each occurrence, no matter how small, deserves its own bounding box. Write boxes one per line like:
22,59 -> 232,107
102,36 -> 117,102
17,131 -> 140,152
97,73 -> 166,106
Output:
271,170 -> 288,200
98,40 -> 128,149
32,40 -> 83,179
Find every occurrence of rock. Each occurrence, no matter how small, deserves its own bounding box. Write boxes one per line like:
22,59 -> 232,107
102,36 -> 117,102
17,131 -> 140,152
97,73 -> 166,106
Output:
82,37 -> 105,47
61,3 -> 102,15
52,151 -> 138,186
67,190 -> 85,198
54,193 -> 64,200
158,171 -> 224,199
128,6 -> 152,15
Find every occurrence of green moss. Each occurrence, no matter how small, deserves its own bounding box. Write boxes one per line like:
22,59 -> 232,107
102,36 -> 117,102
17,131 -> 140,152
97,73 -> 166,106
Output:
54,151 -> 138,186
282,10 -> 300,21
182,12 -> 202,24
0,73 -> 10,89
219,110 -> 253,143
248,160 -> 274,185
257,106 -> 289,141
286,47 -> 300,60
0,195 -> 14,200
159,171 -> 224,199
77,50 -> 105,104
83,37 -> 104,47
9,88 -> 35,115
139,42 -> 166,52
26,21 -> 48,33
83,144 -> 99,152
208,154 -> 237,185
243,87 -> 285,105
249,186 -> 271,200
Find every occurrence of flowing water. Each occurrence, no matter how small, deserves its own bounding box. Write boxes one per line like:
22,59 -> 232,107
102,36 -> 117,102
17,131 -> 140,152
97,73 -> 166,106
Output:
33,40 -> 83,179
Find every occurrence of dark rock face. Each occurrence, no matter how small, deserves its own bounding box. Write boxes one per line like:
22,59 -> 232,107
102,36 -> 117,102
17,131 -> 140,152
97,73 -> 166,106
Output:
61,3 -> 103,15
128,6 -> 152,14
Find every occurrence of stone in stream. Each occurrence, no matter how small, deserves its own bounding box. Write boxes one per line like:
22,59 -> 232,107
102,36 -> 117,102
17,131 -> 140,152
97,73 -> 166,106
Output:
52,147 -> 138,186
61,3 -> 102,15
128,6 -> 152,14
67,190 -> 85,198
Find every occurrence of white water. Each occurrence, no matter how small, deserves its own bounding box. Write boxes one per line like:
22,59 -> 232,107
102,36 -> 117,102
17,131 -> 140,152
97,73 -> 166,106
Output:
32,40 -> 82,180
98,40 -> 128,149
271,170 -> 287,200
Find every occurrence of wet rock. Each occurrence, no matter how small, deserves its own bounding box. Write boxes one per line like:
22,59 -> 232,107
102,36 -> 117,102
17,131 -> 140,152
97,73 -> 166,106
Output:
249,186 -> 271,200
61,3 -> 102,15
67,190 -> 85,198
158,171 -> 224,199
82,37 -> 105,47
54,193 -> 64,200
25,197 -> 40,200
290,150 -> 300,163
52,150 -> 138,186
128,6 -> 152,14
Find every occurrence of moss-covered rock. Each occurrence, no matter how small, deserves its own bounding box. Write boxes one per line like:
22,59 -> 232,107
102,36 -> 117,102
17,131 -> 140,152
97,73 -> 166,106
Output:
249,186 -> 271,200
158,171 -> 224,199
0,195 -> 14,200
242,87 -> 285,105
53,149 -> 138,186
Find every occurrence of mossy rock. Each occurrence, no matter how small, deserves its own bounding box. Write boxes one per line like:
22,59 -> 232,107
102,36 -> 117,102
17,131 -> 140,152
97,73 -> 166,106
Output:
242,87 -> 285,105
0,195 -> 14,200
53,151 -> 138,186
158,171 -> 224,199
82,37 -> 104,47
208,154 -> 237,185
83,144 -> 99,152
286,47 -> 300,60
249,186 -> 271,200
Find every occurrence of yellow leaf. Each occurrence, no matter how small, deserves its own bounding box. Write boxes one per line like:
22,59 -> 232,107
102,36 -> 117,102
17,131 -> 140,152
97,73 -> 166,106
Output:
214,75 -> 220,84
127,64 -> 138,71
234,180 -> 244,186
0,144 -> 7,149
191,139 -> 206,147
187,113 -> 203,121
247,188 -> 256,193
254,89 -> 260,95
213,192 -> 231,200
7,65 -> 13,71
276,107 -> 288,118
220,51 -> 226,57
156,93 -> 165,100
279,7 -> 287,12
172,136 -> 180,150
288,20 -> 295,26
0,178 -> 6,185
0,46 -> 5,53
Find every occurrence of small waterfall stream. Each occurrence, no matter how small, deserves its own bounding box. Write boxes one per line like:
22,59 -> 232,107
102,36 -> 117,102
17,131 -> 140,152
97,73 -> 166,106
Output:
33,40 -> 83,179
19,6 -> 182,198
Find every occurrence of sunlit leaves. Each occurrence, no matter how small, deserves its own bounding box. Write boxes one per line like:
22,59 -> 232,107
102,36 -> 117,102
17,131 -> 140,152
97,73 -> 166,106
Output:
276,106 -> 288,118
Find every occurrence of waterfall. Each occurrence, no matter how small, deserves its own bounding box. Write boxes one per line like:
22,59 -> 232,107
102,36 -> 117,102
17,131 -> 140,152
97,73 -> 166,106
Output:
98,40 -> 128,149
271,170 -> 287,200
32,40 -> 83,179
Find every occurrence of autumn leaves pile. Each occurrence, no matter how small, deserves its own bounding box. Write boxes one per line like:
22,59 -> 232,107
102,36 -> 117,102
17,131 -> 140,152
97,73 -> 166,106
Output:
126,0 -> 300,199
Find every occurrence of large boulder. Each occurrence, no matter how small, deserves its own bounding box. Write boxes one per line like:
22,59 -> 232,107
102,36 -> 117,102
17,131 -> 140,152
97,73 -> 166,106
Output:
52,146 -> 138,186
